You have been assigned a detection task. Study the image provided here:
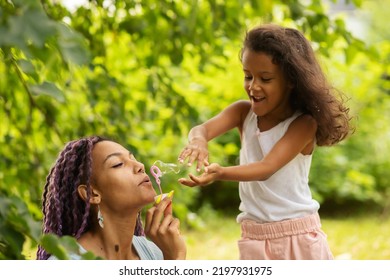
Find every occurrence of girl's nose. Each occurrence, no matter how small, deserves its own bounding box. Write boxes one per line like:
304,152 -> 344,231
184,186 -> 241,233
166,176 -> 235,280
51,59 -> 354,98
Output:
249,79 -> 261,91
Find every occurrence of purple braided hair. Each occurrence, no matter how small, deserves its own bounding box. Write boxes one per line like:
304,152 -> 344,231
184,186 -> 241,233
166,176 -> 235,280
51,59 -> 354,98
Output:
36,136 -> 145,260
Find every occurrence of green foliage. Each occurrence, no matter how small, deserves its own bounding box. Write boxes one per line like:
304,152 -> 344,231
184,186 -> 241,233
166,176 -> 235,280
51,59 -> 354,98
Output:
309,18 -> 390,206
0,191 -> 41,260
0,0 -> 389,260
40,234 -> 102,260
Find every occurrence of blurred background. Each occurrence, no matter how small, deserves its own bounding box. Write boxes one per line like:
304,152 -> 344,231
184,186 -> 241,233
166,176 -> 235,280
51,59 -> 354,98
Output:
0,0 -> 389,260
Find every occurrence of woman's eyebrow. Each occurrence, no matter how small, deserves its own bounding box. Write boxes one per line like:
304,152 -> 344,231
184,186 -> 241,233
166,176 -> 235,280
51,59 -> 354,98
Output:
103,152 -> 133,164
103,152 -> 123,164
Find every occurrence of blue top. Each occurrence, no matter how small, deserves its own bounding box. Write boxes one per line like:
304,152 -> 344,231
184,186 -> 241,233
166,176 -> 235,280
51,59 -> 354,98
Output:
48,235 -> 163,260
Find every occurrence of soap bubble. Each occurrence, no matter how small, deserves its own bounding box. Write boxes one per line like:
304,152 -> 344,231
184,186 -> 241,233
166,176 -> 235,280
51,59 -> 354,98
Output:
152,160 -> 181,175
149,160 -> 198,194
150,160 -> 187,195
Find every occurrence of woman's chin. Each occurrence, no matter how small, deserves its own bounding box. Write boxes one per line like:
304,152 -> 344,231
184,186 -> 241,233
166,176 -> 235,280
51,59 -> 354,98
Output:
142,189 -> 157,204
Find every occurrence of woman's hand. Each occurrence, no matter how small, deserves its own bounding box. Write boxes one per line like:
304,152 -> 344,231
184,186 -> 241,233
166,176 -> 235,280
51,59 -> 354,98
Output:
178,137 -> 209,172
178,163 -> 222,187
144,195 -> 186,260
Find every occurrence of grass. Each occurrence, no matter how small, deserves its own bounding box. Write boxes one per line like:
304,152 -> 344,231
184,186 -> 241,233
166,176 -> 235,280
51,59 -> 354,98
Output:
23,210 -> 390,260
182,211 -> 390,260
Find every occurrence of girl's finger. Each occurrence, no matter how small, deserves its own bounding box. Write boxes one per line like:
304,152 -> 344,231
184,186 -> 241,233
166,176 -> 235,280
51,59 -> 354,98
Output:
187,150 -> 199,166
178,148 -> 190,163
188,173 -> 202,184
178,178 -> 198,187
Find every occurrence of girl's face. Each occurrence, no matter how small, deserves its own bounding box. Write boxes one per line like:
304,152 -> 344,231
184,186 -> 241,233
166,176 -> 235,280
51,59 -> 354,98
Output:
242,49 -> 293,119
90,141 -> 156,214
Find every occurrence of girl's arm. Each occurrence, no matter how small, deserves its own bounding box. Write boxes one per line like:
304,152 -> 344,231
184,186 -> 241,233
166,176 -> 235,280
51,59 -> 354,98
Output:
179,114 -> 317,186
178,100 -> 251,171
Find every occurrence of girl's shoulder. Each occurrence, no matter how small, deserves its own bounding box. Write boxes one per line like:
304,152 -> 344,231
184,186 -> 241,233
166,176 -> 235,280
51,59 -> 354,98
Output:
290,113 -> 317,130
227,100 -> 252,131
230,100 -> 251,110
228,100 -> 251,119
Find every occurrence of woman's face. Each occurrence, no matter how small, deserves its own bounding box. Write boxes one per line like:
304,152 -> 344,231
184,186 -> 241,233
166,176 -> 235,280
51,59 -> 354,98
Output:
90,141 -> 156,214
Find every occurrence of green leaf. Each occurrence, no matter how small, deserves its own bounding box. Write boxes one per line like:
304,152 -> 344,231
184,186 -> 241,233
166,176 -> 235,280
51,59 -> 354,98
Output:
57,24 -> 91,65
40,234 -> 71,260
345,44 -> 358,64
40,234 -> 101,260
0,221 -> 25,259
0,26 -> 10,47
17,59 -> 35,74
29,82 -> 65,102
7,6 -> 57,49
80,251 -> 103,260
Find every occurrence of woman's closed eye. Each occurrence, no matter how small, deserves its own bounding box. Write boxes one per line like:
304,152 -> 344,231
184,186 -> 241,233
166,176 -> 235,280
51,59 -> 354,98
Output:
112,162 -> 123,168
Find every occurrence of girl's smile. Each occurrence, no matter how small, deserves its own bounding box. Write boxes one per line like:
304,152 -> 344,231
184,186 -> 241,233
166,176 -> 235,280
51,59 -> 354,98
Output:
250,95 -> 266,103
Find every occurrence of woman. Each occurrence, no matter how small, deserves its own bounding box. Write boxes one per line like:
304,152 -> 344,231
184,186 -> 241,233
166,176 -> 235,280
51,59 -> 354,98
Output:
37,136 -> 186,260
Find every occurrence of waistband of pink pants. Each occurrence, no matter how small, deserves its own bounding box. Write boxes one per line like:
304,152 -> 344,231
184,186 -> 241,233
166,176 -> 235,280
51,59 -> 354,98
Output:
241,212 -> 322,240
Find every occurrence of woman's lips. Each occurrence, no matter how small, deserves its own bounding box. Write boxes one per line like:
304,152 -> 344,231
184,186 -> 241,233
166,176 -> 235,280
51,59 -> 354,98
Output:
139,176 -> 152,186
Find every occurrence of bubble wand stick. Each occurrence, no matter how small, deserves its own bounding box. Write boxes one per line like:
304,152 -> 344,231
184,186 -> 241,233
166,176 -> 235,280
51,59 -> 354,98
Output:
150,162 -> 175,203
150,165 -> 163,195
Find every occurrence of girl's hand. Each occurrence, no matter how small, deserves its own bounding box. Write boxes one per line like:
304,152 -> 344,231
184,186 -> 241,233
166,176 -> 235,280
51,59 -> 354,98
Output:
178,138 -> 209,172
178,163 -> 222,187
144,195 -> 186,260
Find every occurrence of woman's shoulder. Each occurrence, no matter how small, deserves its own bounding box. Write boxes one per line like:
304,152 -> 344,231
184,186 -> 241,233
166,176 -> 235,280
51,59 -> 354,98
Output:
133,235 -> 164,260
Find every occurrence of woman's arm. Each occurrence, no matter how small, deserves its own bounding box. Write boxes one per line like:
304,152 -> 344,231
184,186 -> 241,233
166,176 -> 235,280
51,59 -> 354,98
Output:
144,196 -> 186,260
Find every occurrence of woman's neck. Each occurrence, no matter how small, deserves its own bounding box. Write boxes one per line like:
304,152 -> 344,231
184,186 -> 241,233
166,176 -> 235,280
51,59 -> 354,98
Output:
79,215 -> 140,260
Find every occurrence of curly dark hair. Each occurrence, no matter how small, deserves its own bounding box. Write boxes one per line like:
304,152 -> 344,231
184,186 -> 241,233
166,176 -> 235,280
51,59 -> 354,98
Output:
36,136 -> 145,260
240,24 -> 353,146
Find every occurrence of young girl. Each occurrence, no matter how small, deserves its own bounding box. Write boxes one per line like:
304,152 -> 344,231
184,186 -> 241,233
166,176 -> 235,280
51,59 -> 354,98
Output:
178,24 -> 352,260
37,136 -> 186,260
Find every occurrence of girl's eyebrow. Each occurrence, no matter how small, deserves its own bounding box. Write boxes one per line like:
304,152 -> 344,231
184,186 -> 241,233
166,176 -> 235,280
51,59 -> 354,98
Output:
242,68 -> 273,75
103,152 -> 132,163
257,70 -> 273,74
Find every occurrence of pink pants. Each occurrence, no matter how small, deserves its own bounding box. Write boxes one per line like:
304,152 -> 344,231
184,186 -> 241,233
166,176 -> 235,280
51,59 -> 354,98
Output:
238,213 -> 333,260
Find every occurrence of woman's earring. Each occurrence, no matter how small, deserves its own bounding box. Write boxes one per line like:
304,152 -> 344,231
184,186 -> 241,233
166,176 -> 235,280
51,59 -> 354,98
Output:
97,205 -> 104,228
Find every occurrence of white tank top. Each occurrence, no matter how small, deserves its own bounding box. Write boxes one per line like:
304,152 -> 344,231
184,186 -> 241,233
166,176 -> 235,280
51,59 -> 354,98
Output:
237,111 -> 320,223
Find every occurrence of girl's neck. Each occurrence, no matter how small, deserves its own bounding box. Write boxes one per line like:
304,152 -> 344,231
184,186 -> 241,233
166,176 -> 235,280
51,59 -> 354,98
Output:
257,110 -> 295,131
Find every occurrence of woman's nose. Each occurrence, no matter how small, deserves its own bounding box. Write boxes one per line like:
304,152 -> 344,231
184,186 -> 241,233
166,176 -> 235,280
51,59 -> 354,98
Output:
133,161 -> 145,173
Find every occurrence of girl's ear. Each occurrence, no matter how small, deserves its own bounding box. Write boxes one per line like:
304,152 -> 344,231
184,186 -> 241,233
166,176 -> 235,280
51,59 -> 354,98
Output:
77,185 -> 101,204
